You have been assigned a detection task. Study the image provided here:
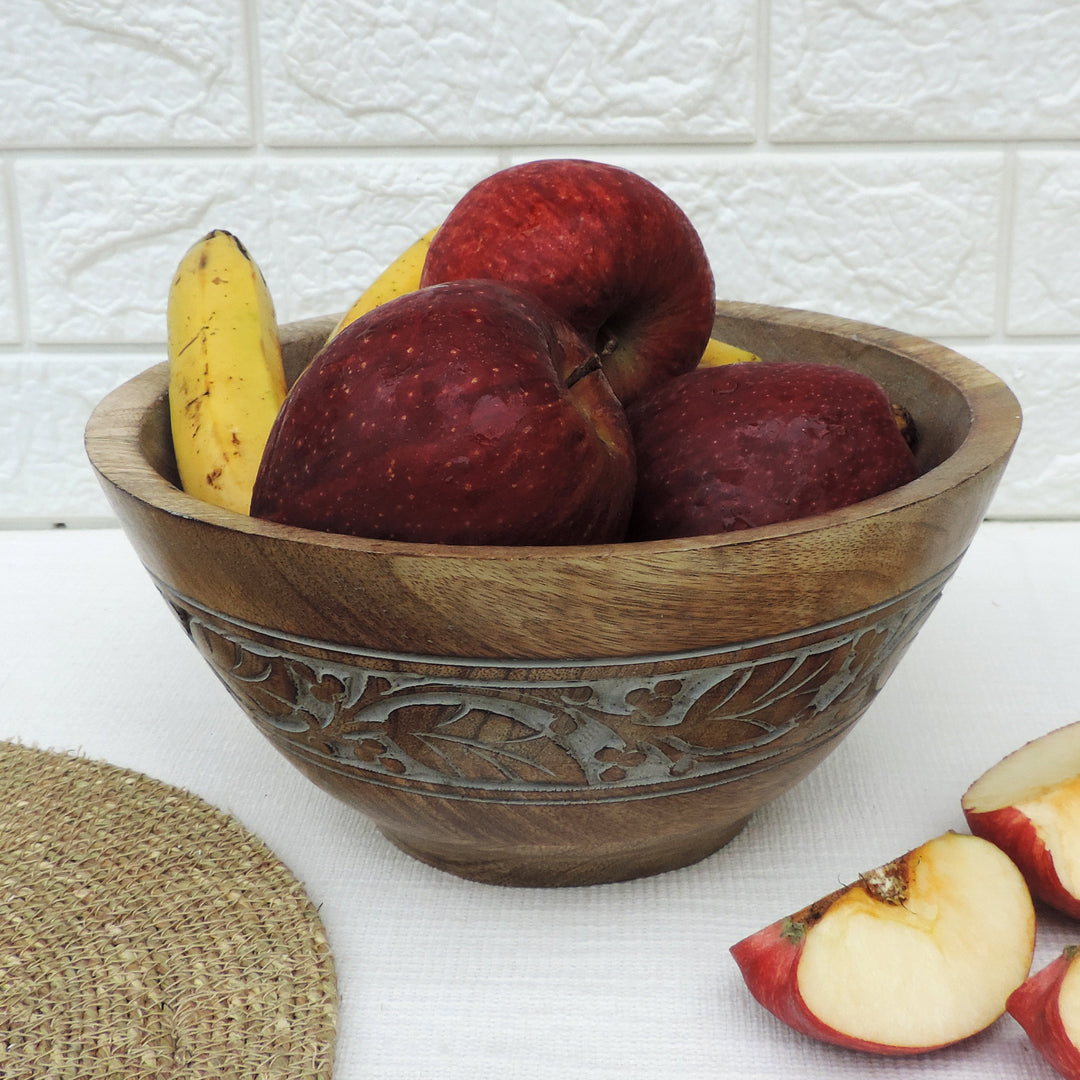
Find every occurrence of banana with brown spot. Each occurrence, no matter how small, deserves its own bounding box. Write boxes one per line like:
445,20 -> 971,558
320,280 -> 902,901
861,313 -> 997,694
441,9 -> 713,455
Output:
167,229 -> 286,514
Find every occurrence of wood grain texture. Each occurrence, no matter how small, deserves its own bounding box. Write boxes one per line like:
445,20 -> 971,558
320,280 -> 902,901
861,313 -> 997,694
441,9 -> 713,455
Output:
85,302 -> 1022,885
86,303 -> 1020,660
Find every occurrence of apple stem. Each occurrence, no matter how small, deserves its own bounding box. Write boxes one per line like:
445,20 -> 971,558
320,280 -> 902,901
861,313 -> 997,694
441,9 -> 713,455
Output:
565,353 -> 603,390
597,328 -> 620,358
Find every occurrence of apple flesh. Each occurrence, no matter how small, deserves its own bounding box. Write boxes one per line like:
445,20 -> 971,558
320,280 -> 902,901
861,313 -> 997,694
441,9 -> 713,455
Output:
730,832 -> 1036,1055
251,279 -> 635,546
1008,946 -> 1080,1079
963,722 -> 1080,919
625,361 -> 921,540
420,158 -> 715,406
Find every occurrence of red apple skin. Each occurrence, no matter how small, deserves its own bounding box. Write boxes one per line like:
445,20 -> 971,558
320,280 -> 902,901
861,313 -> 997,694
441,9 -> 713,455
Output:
625,362 -> 921,540
730,886 -> 945,1057
964,806 -> 1080,919
1007,947 -> 1080,1079
251,279 -> 635,546
420,158 -> 715,406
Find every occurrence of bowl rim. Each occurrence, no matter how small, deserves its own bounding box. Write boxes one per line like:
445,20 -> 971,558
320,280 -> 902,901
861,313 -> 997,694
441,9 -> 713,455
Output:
86,300 -> 1021,562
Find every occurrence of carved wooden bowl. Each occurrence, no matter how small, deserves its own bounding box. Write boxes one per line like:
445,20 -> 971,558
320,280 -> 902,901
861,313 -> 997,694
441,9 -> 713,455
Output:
85,302 -> 1021,887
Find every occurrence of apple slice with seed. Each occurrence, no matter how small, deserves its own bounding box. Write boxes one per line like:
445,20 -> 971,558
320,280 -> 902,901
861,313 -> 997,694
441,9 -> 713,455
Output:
730,832 -> 1035,1055
963,722 -> 1080,919
1008,946 -> 1080,1079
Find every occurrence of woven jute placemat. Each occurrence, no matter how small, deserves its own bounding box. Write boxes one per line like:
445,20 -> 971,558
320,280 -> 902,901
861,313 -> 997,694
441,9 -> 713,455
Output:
0,741 -> 337,1079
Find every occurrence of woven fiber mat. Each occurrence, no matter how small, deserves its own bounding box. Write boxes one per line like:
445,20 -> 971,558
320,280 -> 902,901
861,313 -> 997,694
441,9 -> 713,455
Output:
0,741 -> 337,1079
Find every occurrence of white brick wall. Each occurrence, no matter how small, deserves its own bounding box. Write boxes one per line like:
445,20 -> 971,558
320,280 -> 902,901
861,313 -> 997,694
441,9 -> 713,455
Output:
1,0 -> 1077,524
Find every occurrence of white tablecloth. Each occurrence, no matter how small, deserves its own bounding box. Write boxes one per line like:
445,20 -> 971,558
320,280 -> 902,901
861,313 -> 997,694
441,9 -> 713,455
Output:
3,521 -> 1079,1079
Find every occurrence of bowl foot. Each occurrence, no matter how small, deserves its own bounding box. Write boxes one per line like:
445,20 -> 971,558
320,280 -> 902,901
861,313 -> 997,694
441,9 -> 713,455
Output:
377,815 -> 752,887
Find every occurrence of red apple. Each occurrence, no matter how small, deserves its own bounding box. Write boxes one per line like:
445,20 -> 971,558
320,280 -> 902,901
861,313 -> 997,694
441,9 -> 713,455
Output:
730,832 -> 1036,1055
625,361 -> 921,540
963,722 -> 1080,919
251,279 -> 634,546
419,158 -> 715,406
1008,946 -> 1080,1079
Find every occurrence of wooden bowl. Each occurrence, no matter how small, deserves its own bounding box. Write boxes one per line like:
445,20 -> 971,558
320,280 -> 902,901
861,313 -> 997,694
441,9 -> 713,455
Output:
85,302 -> 1021,887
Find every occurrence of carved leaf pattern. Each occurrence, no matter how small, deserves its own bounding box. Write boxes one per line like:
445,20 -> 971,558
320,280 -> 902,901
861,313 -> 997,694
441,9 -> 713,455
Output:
172,587 -> 939,793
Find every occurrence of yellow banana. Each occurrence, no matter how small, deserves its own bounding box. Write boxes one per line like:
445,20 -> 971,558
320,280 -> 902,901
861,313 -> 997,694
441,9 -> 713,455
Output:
699,337 -> 762,367
167,229 -> 286,515
329,227 -> 438,339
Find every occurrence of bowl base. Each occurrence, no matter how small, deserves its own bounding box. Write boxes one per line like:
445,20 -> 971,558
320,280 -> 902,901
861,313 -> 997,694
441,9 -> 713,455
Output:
377,815 -> 752,887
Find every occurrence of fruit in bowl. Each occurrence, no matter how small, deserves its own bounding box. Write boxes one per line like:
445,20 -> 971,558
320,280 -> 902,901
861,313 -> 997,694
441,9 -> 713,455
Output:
85,298 -> 1021,887
330,225 -> 437,337
626,360 -> 921,540
165,162 -> 924,551
251,278 -> 635,546
419,158 -> 716,406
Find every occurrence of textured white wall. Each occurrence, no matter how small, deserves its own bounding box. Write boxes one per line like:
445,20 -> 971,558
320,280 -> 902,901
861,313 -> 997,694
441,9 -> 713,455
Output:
1,0 -> 1077,524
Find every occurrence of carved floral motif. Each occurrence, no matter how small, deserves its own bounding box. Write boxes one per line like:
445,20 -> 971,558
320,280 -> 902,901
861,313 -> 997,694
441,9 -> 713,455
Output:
165,580 -> 942,797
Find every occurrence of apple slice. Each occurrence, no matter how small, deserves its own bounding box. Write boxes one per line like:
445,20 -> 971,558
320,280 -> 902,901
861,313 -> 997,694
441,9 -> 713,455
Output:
1008,946 -> 1080,1079
730,832 -> 1035,1055
963,722 -> 1080,919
